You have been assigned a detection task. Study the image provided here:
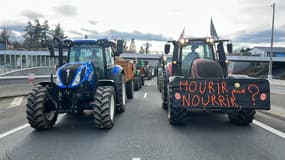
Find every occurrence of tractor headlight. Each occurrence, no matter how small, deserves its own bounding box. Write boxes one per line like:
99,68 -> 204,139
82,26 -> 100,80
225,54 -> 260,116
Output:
56,71 -> 63,86
206,37 -> 214,44
72,71 -> 82,86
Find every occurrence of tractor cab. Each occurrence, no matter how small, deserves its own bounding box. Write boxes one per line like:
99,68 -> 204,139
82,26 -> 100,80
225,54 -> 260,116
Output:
165,37 -> 232,78
162,37 -> 270,126
65,39 -> 117,79
26,38 -> 126,130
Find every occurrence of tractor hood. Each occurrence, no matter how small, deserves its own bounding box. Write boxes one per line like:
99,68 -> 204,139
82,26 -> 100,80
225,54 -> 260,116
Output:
56,62 -> 95,88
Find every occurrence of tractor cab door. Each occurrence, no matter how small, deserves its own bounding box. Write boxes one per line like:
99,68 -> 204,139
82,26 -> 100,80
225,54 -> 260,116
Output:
89,47 -> 105,79
104,47 -> 115,79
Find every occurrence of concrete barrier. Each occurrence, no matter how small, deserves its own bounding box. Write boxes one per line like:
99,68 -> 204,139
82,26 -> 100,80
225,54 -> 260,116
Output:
0,66 -> 54,77
0,75 -> 54,98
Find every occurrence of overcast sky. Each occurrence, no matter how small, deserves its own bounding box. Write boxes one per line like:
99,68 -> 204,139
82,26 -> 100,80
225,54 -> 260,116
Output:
0,0 -> 284,46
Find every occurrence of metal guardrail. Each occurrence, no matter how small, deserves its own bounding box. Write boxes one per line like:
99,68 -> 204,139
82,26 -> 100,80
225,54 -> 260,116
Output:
0,75 -> 52,79
121,53 -> 285,62
0,75 -> 53,85
227,56 -> 285,62
1,51 -> 285,75
0,51 -> 63,74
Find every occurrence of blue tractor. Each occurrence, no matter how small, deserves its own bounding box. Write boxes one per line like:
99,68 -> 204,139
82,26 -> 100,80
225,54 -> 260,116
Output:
26,39 -> 127,129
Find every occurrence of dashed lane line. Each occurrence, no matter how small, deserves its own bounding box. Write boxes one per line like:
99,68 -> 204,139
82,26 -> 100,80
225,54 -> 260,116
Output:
0,115 -> 65,140
143,93 -> 147,98
6,96 -> 24,109
253,120 -> 285,139
0,123 -> 29,140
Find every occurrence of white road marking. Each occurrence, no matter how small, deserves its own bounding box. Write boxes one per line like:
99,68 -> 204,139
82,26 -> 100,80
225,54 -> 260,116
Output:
6,96 -> 24,109
132,158 -> 141,160
271,90 -> 285,95
0,115 -> 64,140
0,123 -> 29,140
253,120 -> 285,139
143,93 -> 147,98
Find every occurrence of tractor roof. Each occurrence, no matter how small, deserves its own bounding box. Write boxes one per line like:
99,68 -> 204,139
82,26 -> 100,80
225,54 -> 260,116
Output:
177,37 -> 230,43
68,39 -> 116,47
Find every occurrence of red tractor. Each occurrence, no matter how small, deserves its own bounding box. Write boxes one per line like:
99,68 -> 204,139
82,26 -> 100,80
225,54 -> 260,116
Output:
161,37 -> 270,125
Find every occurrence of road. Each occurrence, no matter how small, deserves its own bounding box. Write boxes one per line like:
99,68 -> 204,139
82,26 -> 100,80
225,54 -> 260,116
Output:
0,78 -> 285,160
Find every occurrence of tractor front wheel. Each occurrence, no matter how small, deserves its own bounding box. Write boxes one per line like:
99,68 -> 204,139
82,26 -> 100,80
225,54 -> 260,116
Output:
93,86 -> 115,129
26,85 -> 58,130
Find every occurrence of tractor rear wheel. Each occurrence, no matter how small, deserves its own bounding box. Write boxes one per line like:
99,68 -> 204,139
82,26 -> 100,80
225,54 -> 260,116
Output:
26,85 -> 58,130
126,80 -> 134,99
228,109 -> 256,125
139,77 -> 142,89
116,74 -> 126,113
93,86 -> 115,129
141,76 -> 145,86
161,73 -> 168,110
134,77 -> 140,91
167,86 -> 187,125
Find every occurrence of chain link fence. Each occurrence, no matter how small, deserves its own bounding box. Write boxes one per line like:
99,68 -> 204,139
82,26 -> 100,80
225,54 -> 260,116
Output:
0,51 -> 60,74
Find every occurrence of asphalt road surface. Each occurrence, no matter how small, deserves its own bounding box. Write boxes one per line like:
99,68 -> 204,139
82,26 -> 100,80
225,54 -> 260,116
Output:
0,78 -> 284,160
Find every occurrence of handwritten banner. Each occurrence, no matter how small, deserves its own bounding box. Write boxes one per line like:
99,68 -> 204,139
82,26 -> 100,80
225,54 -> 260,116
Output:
170,78 -> 270,110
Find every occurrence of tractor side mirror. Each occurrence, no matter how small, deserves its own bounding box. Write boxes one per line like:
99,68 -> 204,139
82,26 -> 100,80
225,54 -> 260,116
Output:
217,42 -> 226,61
116,40 -> 124,56
164,44 -> 170,54
227,43 -> 233,54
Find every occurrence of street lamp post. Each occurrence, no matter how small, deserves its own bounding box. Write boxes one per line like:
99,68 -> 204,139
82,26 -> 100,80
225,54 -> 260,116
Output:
268,3 -> 275,79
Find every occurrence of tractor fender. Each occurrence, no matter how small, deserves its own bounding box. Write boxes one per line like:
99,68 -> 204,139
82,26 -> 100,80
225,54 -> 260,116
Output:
112,65 -> 125,106
112,65 -> 124,76
98,79 -> 115,86
112,64 -> 125,91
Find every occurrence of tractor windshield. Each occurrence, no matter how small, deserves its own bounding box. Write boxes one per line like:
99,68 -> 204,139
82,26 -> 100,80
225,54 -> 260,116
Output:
181,41 -> 214,77
69,44 -> 104,64
181,41 -> 214,61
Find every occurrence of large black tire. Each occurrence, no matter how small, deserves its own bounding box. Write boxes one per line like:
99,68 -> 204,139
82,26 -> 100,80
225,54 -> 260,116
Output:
161,72 -> 168,110
115,74 -> 126,113
141,76 -> 145,86
93,86 -> 115,129
157,76 -> 159,87
26,85 -> 58,130
157,76 -> 162,92
139,77 -> 142,89
228,109 -> 256,125
126,80 -> 134,99
167,85 -> 187,125
134,77 -> 140,91
147,73 -> 152,80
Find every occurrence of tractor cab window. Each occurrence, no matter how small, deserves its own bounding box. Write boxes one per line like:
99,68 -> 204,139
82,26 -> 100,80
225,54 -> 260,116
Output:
105,47 -> 114,66
181,41 -> 214,77
181,41 -> 213,61
69,44 -> 105,77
